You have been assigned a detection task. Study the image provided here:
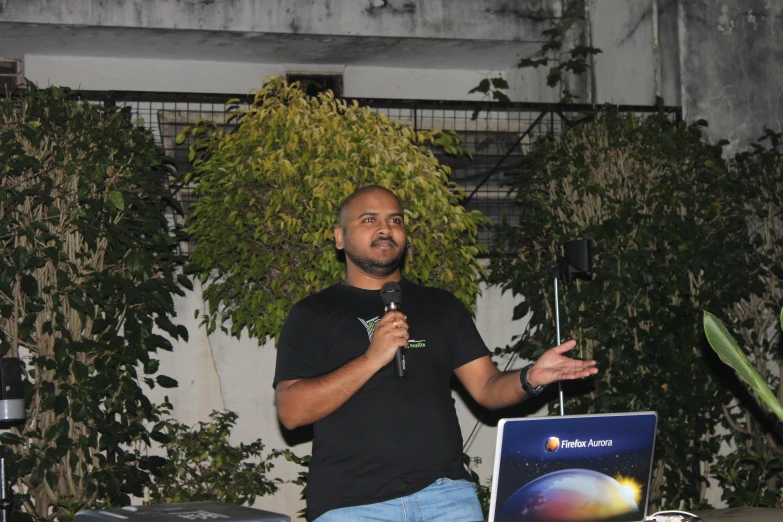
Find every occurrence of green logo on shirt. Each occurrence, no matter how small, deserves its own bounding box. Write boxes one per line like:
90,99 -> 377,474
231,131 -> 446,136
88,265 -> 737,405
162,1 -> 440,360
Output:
358,316 -> 426,348
359,316 -> 381,341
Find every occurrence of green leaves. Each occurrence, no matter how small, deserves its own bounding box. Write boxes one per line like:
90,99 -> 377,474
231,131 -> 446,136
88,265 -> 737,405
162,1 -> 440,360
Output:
488,108 -> 759,510
712,451 -> 783,508
704,129 -> 783,508
155,375 -> 179,389
107,190 -> 124,210
148,410 -> 282,506
468,79 -> 491,95
0,83 -> 191,521
469,17 -> 602,105
185,77 -> 486,344
704,311 -> 783,422
0,432 -> 25,445
468,76 -> 510,113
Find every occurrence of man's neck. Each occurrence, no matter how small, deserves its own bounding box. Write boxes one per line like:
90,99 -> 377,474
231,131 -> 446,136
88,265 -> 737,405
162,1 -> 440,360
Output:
343,267 -> 402,290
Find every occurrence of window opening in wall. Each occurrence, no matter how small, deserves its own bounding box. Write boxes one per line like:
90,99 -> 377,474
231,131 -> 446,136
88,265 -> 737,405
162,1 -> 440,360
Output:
0,58 -> 22,93
286,74 -> 344,98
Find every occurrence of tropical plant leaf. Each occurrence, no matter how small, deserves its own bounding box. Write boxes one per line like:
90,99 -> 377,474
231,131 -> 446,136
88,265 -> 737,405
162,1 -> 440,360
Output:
704,311 -> 783,421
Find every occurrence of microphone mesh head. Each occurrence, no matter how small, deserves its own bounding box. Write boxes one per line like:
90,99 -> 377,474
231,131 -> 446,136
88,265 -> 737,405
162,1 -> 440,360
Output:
380,281 -> 402,305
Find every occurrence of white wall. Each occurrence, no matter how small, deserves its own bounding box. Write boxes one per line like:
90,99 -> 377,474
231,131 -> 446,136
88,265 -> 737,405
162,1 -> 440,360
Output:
1,0 -> 556,44
24,55 -> 281,94
146,277 -> 533,518
23,54 -> 508,102
588,0 -> 658,105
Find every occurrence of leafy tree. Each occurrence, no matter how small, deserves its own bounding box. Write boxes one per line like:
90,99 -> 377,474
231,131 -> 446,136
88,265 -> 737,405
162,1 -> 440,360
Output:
149,410 -> 282,506
488,108 -> 755,510
180,77 -> 486,344
0,85 -> 188,521
177,77 -> 488,518
470,13 -> 601,107
709,130 -> 783,508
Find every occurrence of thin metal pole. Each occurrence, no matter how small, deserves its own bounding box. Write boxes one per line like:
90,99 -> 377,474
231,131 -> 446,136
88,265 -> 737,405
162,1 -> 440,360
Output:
0,458 -> 9,522
554,276 -> 565,416
652,0 -> 662,100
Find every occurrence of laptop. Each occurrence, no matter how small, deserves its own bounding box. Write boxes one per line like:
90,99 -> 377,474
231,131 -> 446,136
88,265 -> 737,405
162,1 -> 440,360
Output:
488,412 -> 658,522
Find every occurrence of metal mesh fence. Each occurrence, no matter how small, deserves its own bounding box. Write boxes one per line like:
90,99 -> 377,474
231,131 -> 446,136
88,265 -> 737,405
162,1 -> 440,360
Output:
78,91 -> 681,255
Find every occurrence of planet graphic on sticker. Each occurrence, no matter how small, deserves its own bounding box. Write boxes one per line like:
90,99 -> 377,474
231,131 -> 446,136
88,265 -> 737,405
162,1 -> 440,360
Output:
545,437 -> 560,452
496,469 -> 642,522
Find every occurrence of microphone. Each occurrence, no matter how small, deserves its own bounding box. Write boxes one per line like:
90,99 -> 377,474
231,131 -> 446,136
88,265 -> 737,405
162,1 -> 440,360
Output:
380,282 -> 406,379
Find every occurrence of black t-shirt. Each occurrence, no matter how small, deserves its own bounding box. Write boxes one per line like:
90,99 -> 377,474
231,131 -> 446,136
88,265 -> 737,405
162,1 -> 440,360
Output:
273,278 -> 490,521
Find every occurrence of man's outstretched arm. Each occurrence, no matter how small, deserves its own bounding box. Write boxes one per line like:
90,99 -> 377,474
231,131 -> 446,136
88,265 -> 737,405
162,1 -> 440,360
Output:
454,340 -> 598,410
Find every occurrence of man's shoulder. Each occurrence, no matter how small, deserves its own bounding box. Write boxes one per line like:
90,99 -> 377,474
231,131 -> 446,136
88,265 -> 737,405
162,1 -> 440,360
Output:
280,283 -> 345,335
291,282 -> 344,313
401,279 -> 463,308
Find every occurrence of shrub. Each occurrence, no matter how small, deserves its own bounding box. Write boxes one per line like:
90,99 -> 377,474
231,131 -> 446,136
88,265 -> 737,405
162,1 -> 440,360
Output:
488,108 -> 754,510
180,77 -> 486,344
0,85 -> 188,521
149,410 -> 282,506
710,130 -> 783,508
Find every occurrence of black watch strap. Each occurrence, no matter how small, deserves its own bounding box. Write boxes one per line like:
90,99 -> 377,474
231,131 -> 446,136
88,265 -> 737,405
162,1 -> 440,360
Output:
520,363 -> 546,396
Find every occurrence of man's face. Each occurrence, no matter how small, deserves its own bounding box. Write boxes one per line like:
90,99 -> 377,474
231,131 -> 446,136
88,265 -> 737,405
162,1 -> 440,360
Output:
335,190 -> 407,277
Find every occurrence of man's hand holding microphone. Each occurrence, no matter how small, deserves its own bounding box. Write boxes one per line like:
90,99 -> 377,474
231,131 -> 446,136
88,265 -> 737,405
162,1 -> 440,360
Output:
362,311 -> 408,373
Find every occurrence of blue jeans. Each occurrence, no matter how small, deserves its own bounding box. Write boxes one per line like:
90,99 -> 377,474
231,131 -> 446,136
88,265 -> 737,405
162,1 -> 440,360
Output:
313,477 -> 484,522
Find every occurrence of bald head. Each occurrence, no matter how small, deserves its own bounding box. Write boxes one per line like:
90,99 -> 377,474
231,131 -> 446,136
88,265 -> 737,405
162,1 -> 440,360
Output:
338,185 -> 402,228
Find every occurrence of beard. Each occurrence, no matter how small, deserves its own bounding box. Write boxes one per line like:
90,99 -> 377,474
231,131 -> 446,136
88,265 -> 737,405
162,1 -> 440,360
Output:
342,235 -> 403,277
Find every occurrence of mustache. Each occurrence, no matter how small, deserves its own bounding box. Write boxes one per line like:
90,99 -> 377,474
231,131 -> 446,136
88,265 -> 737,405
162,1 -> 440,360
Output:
371,236 -> 397,247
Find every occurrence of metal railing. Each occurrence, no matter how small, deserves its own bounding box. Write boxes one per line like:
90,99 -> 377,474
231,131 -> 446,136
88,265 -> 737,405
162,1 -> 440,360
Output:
75,90 -> 681,255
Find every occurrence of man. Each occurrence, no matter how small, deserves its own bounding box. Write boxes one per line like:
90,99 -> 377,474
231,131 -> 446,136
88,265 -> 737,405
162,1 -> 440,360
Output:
274,185 -> 597,522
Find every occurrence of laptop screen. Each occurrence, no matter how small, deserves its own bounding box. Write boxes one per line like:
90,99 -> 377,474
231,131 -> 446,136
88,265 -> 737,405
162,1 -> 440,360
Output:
488,412 -> 658,522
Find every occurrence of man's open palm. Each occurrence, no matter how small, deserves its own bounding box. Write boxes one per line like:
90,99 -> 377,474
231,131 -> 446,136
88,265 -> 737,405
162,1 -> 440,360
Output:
529,340 -> 598,388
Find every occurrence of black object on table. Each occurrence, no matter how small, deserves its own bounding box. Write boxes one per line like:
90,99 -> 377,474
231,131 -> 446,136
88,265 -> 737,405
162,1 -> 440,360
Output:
75,502 -> 290,522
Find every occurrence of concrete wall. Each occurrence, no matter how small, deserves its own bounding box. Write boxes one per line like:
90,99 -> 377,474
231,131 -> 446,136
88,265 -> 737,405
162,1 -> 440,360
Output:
2,0 -> 558,102
146,278 -> 533,518
657,0 -> 681,106
589,0 -> 658,105
0,0 -> 556,42
0,0 -> 553,71
8,0 -> 783,142
22,55 -> 505,101
586,0 -> 680,106
587,0 -> 783,150
679,0 -> 783,151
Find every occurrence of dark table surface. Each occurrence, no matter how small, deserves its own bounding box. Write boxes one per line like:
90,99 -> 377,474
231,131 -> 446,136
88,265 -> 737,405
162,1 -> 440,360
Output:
691,507 -> 783,521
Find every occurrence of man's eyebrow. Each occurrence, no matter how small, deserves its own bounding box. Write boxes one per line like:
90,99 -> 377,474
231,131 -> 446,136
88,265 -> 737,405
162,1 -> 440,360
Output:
356,211 -> 379,219
355,211 -> 404,219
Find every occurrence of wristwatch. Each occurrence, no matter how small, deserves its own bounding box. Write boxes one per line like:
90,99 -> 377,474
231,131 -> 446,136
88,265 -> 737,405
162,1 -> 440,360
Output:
520,363 -> 546,396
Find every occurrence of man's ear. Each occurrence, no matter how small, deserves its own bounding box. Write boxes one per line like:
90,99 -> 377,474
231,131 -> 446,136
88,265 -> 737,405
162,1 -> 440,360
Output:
334,226 -> 344,250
